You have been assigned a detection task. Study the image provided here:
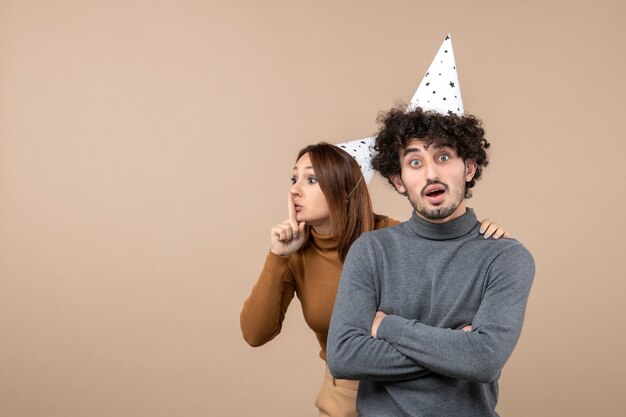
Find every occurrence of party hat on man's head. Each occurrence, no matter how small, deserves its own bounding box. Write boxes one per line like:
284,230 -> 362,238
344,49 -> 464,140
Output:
334,34 -> 463,183
335,137 -> 376,184
407,34 -> 464,116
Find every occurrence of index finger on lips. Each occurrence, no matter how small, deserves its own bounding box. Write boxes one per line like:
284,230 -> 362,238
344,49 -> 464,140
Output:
287,192 -> 298,229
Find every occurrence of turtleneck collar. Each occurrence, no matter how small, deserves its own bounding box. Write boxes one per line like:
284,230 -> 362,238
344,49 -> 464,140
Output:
310,227 -> 338,251
407,207 -> 477,240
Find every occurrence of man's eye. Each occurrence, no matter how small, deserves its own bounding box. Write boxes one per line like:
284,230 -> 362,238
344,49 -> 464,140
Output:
409,159 -> 421,167
439,154 -> 450,162
307,177 -> 318,185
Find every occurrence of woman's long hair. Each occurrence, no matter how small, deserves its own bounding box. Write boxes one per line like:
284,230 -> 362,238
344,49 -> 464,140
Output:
297,142 -> 385,262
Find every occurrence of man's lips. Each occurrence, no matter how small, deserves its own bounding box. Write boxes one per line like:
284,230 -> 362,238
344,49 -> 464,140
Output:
422,184 -> 447,196
422,183 -> 447,204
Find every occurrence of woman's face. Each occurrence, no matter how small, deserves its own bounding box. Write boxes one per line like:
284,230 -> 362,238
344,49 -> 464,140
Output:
290,153 -> 331,233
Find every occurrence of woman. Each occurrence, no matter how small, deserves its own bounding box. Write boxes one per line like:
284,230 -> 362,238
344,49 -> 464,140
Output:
240,142 -> 507,417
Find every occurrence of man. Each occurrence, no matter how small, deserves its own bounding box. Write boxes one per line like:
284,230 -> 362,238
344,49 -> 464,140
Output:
326,106 -> 535,417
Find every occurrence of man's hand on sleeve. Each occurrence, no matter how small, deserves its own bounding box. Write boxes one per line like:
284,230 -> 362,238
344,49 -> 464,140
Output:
371,311 -> 387,338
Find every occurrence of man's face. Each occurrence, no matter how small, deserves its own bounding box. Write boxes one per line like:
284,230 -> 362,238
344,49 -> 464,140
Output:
391,139 -> 477,223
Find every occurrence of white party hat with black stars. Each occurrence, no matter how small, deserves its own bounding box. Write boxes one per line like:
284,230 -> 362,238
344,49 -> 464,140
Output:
335,34 -> 462,183
335,137 -> 375,184
407,34 -> 464,115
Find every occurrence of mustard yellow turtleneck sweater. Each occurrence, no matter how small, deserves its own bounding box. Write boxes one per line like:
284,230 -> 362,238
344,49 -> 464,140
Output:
240,217 -> 399,361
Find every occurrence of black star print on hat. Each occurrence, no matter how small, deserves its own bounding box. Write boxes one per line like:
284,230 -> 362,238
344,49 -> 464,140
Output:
408,34 -> 464,115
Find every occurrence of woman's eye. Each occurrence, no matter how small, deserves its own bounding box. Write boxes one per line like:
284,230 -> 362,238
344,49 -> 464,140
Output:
307,177 -> 318,185
438,154 -> 450,162
409,159 -> 421,167
290,177 -> 297,185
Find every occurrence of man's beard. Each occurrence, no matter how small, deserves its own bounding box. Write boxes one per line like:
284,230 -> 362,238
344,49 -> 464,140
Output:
414,202 -> 460,220
407,178 -> 466,221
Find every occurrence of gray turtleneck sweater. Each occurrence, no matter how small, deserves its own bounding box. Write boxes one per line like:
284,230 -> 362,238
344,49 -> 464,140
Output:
327,208 -> 535,417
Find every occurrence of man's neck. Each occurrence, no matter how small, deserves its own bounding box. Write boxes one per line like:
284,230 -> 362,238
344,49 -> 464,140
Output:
409,207 -> 476,241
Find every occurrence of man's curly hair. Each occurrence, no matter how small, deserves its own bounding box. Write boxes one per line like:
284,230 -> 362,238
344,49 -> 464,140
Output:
371,106 -> 490,198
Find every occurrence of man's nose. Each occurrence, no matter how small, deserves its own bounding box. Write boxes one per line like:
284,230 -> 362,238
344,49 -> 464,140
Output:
424,161 -> 439,179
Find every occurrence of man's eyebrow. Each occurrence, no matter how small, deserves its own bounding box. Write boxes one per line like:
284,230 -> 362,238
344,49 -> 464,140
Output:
402,147 -> 422,157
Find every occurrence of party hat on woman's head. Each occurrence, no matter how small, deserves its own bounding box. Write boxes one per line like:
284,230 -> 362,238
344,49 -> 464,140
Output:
407,34 -> 464,116
335,137 -> 375,184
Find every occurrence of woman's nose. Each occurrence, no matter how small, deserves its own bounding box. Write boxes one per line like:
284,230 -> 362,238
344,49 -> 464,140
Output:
290,181 -> 301,196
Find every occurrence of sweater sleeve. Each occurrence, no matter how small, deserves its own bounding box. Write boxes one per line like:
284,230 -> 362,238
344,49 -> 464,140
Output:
327,237 -> 431,381
376,244 -> 535,383
240,251 -> 296,347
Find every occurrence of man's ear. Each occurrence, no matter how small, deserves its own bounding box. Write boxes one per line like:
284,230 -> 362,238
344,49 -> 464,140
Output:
465,159 -> 477,182
390,174 -> 407,195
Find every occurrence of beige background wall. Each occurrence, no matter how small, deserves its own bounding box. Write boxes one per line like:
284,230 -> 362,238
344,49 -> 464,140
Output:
1,1 -> 625,416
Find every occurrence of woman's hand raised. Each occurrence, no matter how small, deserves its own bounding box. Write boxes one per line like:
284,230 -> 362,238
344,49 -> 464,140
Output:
270,193 -> 306,257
